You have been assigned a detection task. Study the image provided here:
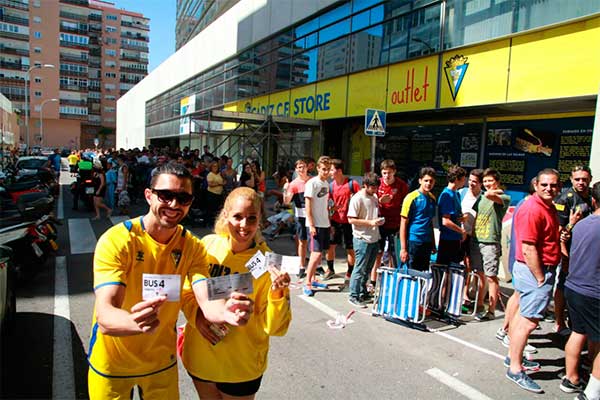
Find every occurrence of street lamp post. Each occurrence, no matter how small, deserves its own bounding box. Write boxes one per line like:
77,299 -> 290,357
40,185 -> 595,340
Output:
40,98 -> 58,148
25,64 -> 55,154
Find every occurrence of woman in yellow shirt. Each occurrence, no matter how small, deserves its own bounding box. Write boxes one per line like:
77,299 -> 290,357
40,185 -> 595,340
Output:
181,187 -> 291,399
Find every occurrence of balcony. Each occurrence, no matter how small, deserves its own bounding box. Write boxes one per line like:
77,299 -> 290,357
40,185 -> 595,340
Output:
59,25 -> 88,35
60,98 -> 87,106
59,83 -> 88,91
88,14 -> 101,22
89,24 -> 101,32
60,113 -> 87,120
0,13 -> 28,26
119,77 -> 142,84
88,61 -> 100,68
60,0 -> 89,6
87,97 -> 100,104
0,0 -> 28,11
0,91 -> 24,101
0,45 -> 28,57
121,31 -> 149,41
59,11 -> 88,22
0,60 -> 27,71
60,40 -> 89,50
120,42 -> 149,52
119,65 -> 147,74
0,30 -> 28,41
60,69 -> 88,77
121,20 -> 149,30
119,54 -> 143,62
59,53 -> 88,63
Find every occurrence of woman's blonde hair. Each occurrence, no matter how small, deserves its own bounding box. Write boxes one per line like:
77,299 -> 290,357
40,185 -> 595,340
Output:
214,187 -> 264,242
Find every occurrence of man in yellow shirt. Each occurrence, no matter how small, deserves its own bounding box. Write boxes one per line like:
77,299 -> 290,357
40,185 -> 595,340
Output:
67,150 -> 79,176
88,163 -> 253,399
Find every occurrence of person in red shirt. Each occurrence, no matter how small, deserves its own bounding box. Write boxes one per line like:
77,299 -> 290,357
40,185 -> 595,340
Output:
325,159 -> 361,282
506,168 -> 561,394
369,160 -> 408,286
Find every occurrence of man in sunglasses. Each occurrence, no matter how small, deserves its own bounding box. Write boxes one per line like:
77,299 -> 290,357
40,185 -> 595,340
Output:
553,165 -> 592,336
506,168 -> 561,393
88,163 -> 254,399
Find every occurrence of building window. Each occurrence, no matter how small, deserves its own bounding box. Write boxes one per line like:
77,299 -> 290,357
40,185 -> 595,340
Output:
32,0 -> 40,7
105,60 -> 116,67
34,77 -> 42,83
106,14 -> 117,21
104,106 -> 115,113
34,47 -> 42,53
105,26 -> 117,33
34,31 -> 42,39
104,72 -> 116,78
105,37 -> 117,45
34,91 -> 42,97
34,62 -> 41,67
105,49 -> 116,57
33,16 -> 41,23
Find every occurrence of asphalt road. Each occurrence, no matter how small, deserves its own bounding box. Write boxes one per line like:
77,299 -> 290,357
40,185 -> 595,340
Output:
0,176 -> 577,400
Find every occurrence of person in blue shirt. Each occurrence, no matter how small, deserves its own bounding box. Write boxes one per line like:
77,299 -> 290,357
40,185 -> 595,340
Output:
47,148 -> 62,180
437,165 -> 467,265
399,167 -> 437,271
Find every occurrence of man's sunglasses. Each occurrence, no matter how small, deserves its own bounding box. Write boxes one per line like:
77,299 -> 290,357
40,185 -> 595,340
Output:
151,189 -> 194,205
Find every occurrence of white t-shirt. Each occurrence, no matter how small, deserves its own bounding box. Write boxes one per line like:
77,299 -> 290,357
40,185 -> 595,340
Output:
304,177 -> 330,228
461,189 -> 480,235
348,189 -> 381,244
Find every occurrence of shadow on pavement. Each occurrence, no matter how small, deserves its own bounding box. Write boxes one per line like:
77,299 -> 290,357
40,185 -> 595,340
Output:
1,312 -> 89,400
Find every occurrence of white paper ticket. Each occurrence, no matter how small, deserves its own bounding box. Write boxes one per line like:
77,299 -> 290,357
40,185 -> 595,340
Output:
265,252 -> 300,275
206,273 -> 253,301
142,273 -> 181,302
245,250 -> 267,278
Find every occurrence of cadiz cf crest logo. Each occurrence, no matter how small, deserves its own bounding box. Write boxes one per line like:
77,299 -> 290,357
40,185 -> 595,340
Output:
444,55 -> 469,101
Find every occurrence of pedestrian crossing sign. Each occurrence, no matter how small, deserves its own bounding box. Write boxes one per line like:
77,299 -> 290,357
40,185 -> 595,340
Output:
365,109 -> 386,137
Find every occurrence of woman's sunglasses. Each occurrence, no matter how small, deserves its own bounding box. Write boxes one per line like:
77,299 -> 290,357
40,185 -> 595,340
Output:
151,189 -> 194,205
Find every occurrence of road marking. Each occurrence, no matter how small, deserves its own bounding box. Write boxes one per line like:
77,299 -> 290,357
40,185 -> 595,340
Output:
431,330 -> 505,360
298,294 -> 354,324
53,256 -> 75,400
57,184 -> 64,220
109,215 -> 129,225
426,368 -> 495,400
68,218 -> 97,254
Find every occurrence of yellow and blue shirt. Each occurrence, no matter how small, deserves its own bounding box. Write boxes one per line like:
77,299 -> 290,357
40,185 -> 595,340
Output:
401,189 -> 436,243
89,217 -> 208,377
181,234 -> 291,383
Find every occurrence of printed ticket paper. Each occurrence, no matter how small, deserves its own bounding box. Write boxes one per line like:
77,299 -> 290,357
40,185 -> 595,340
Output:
206,273 -> 253,301
266,252 -> 301,275
245,250 -> 267,278
142,273 -> 181,302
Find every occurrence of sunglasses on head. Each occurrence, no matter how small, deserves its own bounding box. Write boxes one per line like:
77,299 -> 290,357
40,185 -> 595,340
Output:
151,189 -> 194,205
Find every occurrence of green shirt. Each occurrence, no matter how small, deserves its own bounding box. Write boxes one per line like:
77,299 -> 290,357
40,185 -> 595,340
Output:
472,193 -> 510,243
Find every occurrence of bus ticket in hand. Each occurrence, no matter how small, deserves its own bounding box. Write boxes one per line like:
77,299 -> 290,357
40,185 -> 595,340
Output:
206,273 -> 253,301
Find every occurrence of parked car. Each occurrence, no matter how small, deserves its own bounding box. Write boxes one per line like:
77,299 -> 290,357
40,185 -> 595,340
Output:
15,156 -> 49,178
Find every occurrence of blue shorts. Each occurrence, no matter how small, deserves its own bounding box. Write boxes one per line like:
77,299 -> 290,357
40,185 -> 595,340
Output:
295,217 -> 308,241
512,260 -> 555,320
309,227 -> 329,253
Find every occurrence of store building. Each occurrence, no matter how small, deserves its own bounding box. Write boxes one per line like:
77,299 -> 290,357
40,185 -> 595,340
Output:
118,0 -> 600,194
0,0 -> 149,150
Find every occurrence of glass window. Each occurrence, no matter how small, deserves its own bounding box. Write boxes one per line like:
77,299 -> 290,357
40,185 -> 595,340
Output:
319,18 -> 351,45
319,3 -> 351,28
34,31 -> 42,39
292,49 -> 316,85
352,0 -> 383,13
33,16 -> 41,23
349,25 -> 385,73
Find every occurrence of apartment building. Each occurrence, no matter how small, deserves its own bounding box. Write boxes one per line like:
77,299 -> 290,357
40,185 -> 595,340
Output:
0,0 -> 148,150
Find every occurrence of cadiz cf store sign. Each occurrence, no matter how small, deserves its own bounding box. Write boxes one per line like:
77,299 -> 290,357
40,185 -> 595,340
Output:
225,16 -> 599,192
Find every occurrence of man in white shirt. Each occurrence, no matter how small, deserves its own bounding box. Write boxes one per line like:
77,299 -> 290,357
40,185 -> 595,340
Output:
303,156 -> 331,296
347,173 -> 384,307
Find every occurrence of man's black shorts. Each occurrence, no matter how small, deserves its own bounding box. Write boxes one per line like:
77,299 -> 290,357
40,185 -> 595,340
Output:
565,286 -> 600,342
330,221 -> 353,249
295,217 -> 308,241
436,239 -> 463,265
188,373 -> 263,396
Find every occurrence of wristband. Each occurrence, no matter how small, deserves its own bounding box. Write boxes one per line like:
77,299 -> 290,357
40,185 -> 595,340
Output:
565,223 -> 573,231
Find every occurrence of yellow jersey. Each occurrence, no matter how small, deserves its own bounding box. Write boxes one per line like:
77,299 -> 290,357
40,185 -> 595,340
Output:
67,153 -> 79,166
89,217 -> 208,377
181,234 -> 291,383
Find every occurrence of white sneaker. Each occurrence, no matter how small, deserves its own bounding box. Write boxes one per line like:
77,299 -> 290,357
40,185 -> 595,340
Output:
502,335 -> 538,354
496,327 -> 508,340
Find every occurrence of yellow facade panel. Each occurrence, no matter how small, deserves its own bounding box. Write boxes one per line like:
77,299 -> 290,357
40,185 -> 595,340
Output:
508,17 -> 600,102
387,56 -> 438,113
347,67 -> 388,117
440,40 -> 510,108
268,90 -> 292,117
289,84 -> 317,119
315,76 -> 348,119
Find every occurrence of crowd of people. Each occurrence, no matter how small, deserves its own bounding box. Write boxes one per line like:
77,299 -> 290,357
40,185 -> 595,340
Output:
60,143 -> 598,399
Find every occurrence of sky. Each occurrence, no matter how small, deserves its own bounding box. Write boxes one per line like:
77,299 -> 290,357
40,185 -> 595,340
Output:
111,0 -> 176,72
